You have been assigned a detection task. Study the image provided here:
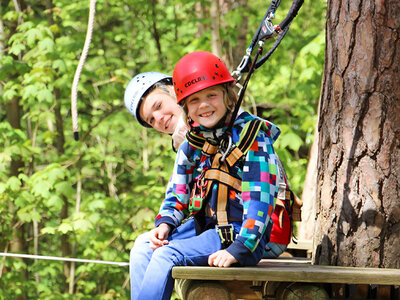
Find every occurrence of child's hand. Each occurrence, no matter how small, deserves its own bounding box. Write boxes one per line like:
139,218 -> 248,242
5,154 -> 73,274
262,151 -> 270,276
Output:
208,250 -> 238,267
149,223 -> 170,250
172,119 -> 188,150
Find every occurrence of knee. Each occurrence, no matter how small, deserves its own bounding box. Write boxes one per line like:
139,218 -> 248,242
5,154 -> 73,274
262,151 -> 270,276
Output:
134,232 -> 150,246
153,245 -> 182,265
130,232 -> 152,260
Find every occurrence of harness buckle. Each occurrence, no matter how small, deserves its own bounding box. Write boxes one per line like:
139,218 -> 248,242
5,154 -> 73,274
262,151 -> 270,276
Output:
215,224 -> 234,248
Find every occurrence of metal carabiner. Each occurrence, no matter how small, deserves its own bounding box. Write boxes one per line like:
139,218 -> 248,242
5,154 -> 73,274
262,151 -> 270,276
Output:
219,135 -> 232,162
231,48 -> 253,81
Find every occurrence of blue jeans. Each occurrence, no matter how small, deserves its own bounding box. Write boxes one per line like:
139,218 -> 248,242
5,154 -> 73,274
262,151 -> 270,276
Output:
130,218 -> 197,300
129,218 -> 275,300
263,242 -> 288,258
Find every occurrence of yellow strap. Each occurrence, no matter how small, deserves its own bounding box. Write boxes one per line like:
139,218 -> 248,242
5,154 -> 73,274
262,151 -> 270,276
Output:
217,182 -> 229,226
202,141 -> 219,156
225,146 -> 244,167
204,169 -> 242,192
186,131 -> 206,149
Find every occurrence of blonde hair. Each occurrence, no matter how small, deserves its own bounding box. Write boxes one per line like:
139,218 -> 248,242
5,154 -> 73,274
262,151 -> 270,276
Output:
181,83 -> 238,124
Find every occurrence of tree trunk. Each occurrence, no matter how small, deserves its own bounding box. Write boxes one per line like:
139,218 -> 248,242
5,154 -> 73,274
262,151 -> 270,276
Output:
210,0 -> 223,60
230,0 -> 248,68
298,124 -> 318,242
314,0 -> 400,268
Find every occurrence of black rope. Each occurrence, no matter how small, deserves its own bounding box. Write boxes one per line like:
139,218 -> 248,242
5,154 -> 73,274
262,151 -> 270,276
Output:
227,0 -> 304,134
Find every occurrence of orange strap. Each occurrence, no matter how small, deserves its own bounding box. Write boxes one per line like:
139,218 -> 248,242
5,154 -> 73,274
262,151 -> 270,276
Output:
202,141 -> 219,156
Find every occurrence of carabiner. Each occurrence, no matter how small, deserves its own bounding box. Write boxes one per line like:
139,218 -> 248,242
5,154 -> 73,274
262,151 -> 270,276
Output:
219,135 -> 232,162
231,47 -> 253,81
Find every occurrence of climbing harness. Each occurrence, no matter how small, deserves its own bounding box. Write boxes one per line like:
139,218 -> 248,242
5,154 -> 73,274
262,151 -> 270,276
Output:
71,0 -> 96,141
187,119 -> 276,247
187,118 -> 302,246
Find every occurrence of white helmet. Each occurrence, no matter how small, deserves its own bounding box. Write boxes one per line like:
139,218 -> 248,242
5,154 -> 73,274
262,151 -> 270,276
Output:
124,71 -> 172,127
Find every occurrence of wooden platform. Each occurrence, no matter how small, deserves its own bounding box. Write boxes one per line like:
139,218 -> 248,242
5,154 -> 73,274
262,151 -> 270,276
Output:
172,258 -> 400,285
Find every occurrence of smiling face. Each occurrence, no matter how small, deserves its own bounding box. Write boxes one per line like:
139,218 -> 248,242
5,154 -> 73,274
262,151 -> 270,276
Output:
185,86 -> 227,129
139,86 -> 181,134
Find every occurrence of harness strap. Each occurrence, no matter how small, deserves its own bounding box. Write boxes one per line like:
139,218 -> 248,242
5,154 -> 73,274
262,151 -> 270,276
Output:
202,142 -> 219,157
186,131 -> 206,149
209,152 -> 230,226
204,168 -> 242,194
225,147 -> 244,167
237,119 -> 264,154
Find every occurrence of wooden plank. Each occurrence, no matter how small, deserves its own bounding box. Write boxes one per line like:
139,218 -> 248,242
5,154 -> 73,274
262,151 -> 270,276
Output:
172,260 -> 400,285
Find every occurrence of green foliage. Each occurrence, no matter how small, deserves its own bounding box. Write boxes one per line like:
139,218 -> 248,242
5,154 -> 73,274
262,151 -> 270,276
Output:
0,0 -> 326,298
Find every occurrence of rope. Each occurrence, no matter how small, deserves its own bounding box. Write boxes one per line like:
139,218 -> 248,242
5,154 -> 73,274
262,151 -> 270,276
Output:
71,0 -> 96,141
0,252 -> 129,267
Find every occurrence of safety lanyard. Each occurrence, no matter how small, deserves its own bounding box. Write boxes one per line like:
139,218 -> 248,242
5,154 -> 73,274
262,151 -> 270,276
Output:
227,0 -> 304,134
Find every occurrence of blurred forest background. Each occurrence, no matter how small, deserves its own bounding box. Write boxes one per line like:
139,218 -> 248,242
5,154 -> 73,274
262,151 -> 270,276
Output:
0,0 -> 326,298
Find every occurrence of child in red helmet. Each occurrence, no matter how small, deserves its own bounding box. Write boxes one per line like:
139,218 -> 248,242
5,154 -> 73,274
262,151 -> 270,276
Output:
130,51 -> 282,300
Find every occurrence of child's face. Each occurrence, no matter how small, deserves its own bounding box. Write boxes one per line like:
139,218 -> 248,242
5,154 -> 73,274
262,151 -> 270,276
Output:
186,86 -> 227,128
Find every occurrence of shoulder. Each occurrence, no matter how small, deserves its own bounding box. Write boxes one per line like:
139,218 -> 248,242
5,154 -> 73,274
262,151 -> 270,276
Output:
176,140 -> 202,164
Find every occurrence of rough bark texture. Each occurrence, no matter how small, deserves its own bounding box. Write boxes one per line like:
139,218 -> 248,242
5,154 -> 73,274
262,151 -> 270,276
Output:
314,0 -> 400,268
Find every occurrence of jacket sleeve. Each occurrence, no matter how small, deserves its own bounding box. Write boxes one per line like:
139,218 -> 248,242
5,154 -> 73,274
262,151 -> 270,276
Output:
226,129 -> 278,264
154,142 -> 196,229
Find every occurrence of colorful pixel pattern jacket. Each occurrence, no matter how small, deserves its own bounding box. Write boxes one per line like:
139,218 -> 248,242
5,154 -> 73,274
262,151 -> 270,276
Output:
155,111 -> 281,264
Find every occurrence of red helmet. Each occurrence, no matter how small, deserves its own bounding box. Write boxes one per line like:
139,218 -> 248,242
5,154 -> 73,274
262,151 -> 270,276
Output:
173,51 -> 235,104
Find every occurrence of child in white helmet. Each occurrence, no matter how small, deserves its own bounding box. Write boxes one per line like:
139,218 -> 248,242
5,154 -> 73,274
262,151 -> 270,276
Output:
130,51 -> 283,300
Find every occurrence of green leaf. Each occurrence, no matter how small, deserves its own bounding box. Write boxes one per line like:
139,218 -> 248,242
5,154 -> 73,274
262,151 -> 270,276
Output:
0,183 -> 6,194
7,176 -> 21,192
55,181 -> 75,198
52,59 -> 67,73
9,42 -> 26,56
87,199 -> 105,210
46,195 -> 63,210
32,180 -> 51,198
73,219 -> 93,232
37,89 -> 53,103
41,226 -> 56,235
279,132 -> 303,152
58,223 -> 73,234
3,89 -> 17,101
25,28 -> 42,47
22,85 -> 39,100
38,37 -> 55,53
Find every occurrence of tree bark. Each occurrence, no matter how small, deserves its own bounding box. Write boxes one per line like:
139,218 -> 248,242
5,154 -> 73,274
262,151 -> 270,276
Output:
210,0 -> 223,59
314,0 -> 400,268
